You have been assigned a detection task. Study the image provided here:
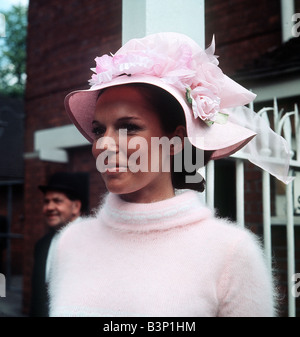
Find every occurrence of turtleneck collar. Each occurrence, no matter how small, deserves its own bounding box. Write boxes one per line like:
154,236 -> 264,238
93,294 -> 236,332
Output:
98,189 -> 212,233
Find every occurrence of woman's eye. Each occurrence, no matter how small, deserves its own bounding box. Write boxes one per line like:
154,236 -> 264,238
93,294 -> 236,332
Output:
91,126 -> 105,138
120,123 -> 141,133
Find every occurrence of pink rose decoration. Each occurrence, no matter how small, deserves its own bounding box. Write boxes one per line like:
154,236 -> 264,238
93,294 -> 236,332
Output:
95,55 -> 114,73
189,87 -> 220,121
89,55 -> 114,85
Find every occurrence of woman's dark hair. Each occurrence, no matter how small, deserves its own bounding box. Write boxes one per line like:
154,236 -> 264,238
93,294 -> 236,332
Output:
128,83 -> 213,192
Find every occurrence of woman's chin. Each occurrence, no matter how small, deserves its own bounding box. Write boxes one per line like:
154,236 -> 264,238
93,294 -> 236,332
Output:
104,181 -> 134,196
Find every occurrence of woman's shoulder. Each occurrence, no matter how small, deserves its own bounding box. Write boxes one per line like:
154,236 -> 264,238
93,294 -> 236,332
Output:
56,215 -> 99,247
200,213 -> 264,252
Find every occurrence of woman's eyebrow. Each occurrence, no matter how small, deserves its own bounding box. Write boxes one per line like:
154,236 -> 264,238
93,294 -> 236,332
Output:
117,116 -> 140,122
92,116 -> 140,125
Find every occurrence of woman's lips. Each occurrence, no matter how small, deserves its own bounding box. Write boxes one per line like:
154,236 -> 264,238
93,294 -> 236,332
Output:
104,164 -> 128,173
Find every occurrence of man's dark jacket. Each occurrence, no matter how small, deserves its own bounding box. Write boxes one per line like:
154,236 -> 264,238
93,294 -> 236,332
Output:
30,230 -> 55,317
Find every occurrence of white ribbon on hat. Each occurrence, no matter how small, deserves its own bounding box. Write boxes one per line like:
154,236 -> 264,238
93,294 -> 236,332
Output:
227,105 -> 293,184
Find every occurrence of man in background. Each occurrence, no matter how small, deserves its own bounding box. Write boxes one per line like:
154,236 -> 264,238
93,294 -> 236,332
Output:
30,171 -> 89,317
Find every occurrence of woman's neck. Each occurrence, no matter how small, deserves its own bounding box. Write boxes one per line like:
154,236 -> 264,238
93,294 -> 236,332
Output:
99,189 -> 210,234
119,188 -> 175,204
119,174 -> 175,203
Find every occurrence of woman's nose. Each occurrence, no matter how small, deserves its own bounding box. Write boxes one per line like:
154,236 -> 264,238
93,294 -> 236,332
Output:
96,134 -> 118,153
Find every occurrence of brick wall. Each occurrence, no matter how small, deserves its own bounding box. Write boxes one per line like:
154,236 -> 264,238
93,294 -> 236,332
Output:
296,0 -> 300,13
23,0 -> 121,314
205,0 -> 282,75
0,184 -> 24,275
67,146 -> 107,211
25,0 -> 122,152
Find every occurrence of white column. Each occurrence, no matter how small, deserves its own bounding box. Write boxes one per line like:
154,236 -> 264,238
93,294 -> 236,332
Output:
122,0 -> 205,47
286,177 -> 296,317
262,170 -> 272,271
281,0 -> 295,42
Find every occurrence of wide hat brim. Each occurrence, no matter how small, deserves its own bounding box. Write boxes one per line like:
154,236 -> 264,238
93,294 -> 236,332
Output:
64,74 -> 256,160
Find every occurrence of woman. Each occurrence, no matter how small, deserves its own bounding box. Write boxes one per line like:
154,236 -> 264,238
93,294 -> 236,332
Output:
48,32 -> 291,317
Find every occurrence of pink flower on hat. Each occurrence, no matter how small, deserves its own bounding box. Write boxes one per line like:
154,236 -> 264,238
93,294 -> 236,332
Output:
88,34 -> 227,125
189,86 -> 220,122
114,52 -> 154,75
95,55 -> 114,73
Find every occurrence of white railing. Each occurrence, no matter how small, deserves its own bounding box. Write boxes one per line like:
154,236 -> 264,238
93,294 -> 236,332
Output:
204,99 -> 300,317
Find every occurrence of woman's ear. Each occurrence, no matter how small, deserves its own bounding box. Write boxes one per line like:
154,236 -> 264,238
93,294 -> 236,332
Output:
170,125 -> 186,156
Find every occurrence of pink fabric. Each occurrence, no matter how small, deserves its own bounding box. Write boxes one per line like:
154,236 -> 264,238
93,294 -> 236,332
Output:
48,190 -> 277,317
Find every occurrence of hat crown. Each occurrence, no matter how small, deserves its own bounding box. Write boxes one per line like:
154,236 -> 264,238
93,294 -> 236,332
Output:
117,32 -> 205,60
47,172 -> 81,189
89,32 -> 255,121
90,32 -> 219,93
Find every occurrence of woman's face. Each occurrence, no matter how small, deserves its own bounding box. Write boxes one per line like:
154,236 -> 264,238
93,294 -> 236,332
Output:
91,85 -> 179,203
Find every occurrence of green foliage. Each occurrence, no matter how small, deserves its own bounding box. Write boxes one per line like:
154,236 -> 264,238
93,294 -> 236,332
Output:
0,5 -> 28,97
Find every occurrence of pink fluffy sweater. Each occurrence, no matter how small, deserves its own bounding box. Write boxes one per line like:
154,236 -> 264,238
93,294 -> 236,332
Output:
48,190 -> 276,317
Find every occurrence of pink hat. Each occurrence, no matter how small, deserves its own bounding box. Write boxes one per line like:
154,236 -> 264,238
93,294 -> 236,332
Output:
64,32 -> 292,182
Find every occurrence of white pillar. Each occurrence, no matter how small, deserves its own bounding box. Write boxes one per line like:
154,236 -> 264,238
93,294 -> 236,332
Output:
286,175 -> 296,317
281,0 -> 295,42
122,0 -> 205,48
262,170 -> 272,271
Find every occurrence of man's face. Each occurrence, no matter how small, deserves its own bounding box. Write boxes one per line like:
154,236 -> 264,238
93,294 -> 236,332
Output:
42,191 -> 80,229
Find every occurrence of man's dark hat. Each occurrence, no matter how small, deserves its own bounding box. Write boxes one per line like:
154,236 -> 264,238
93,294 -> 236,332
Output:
39,172 -> 89,213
